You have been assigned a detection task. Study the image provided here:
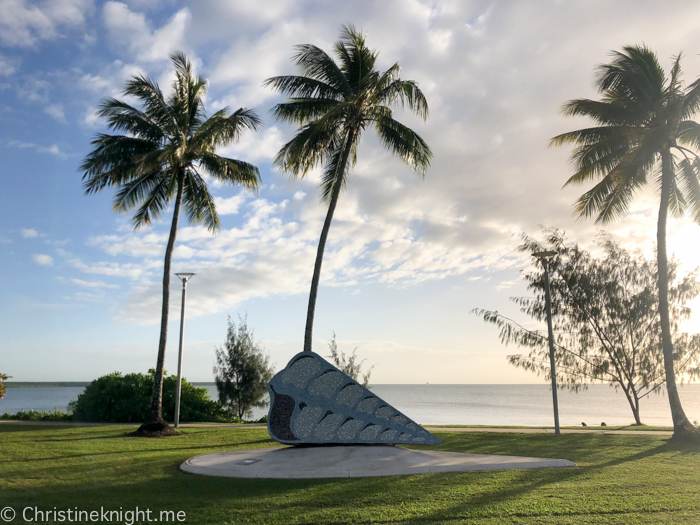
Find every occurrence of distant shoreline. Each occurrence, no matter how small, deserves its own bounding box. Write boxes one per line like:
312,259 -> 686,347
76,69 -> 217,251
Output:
4,382 -> 90,388
3,382 -> 221,388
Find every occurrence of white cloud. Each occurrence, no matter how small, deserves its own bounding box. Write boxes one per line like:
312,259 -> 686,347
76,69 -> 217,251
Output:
7,140 -> 67,158
20,228 -> 38,238
69,257 -> 160,279
44,103 -> 66,123
0,0 -> 93,47
213,194 -> 245,216
495,279 -> 518,291
48,1 -> 700,336
103,2 -> 191,63
32,253 -> 53,266
215,126 -> 285,164
0,53 -> 17,75
20,77 -> 50,103
69,278 -> 119,289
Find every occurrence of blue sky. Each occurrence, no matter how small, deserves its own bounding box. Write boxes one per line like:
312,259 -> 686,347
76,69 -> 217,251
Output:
1,0 -> 700,383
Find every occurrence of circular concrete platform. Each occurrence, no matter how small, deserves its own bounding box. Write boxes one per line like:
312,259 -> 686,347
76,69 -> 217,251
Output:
181,446 -> 576,479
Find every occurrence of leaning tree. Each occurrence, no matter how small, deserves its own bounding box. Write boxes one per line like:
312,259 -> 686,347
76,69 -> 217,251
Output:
474,229 -> 700,425
265,25 -> 432,354
81,52 -> 261,433
550,45 -> 700,441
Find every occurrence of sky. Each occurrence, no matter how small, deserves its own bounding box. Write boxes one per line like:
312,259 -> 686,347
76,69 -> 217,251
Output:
1,0 -> 700,384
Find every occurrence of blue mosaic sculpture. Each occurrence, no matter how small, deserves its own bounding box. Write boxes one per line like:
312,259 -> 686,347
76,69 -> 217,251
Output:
267,351 -> 442,445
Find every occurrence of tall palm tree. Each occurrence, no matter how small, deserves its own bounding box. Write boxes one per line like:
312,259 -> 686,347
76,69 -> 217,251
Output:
81,52 -> 261,432
265,25 -> 432,355
551,45 -> 700,441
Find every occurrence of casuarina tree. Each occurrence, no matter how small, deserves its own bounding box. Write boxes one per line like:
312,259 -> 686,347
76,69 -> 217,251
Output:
265,25 -> 432,354
214,316 -> 274,420
474,229 -> 700,425
327,332 -> 374,387
81,52 -> 261,434
550,46 -> 700,441
0,373 -> 10,399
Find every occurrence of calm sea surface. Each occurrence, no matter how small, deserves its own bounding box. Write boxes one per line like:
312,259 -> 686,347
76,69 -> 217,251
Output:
3,384 -> 700,426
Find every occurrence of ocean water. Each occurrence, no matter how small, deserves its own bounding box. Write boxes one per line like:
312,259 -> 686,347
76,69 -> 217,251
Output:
3,383 -> 700,427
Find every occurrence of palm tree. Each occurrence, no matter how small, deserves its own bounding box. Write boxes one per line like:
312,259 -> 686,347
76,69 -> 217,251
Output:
551,45 -> 700,441
265,25 -> 432,355
81,52 -> 261,433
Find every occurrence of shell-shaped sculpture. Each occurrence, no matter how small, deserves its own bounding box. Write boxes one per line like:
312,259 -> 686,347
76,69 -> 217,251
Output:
267,351 -> 442,445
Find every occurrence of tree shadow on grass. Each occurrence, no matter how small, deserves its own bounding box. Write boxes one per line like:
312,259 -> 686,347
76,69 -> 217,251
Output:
397,441 -> 673,524
4,428 -> 695,525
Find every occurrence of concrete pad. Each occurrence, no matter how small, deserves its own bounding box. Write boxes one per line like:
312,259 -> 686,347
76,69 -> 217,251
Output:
181,446 -> 576,479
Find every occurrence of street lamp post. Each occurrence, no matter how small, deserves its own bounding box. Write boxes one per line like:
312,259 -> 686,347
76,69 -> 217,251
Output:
533,251 -> 560,435
173,273 -> 195,429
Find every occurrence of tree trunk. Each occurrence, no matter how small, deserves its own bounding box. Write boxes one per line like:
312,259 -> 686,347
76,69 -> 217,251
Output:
620,382 -> 642,425
143,169 -> 186,426
658,152 -> 696,441
303,130 -> 356,353
627,387 -> 642,426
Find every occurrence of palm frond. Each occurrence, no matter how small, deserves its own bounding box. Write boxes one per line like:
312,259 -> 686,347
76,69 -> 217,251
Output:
81,134 -> 161,188
95,99 -> 164,141
198,154 -> 260,190
190,108 -> 262,153
335,24 -> 376,85
128,173 -> 177,229
377,78 -> 429,121
123,75 -> 175,135
595,45 -> 665,111
659,156 -> 686,218
112,170 -> 168,214
270,98 -> 340,125
677,157 -> 700,223
564,143 -> 629,186
373,114 -> 432,176
319,143 -> 348,203
559,99 -> 640,126
290,44 -> 350,94
183,169 -> 220,232
550,125 -> 641,148
682,77 -> 700,119
274,115 -> 344,176
263,75 -> 342,100
676,120 -> 700,151
570,135 -> 656,222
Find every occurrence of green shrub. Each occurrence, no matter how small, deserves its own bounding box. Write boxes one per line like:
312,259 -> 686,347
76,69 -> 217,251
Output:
0,409 -> 72,421
70,372 -> 232,423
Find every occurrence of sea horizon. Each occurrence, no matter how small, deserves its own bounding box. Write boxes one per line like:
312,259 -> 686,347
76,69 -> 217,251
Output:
3,383 -> 700,428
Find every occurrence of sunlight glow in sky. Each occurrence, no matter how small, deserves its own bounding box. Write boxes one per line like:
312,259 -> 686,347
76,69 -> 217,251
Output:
1,0 -> 699,383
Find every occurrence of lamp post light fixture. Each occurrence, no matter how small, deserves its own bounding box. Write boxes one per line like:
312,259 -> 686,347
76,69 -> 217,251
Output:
173,272 -> 195,429
532,250 -> 560,435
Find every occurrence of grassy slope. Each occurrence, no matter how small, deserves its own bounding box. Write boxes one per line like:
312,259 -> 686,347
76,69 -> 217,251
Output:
1,425 -> 699,524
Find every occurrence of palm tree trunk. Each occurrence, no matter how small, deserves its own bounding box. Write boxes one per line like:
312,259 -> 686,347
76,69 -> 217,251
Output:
303,130 -> 356,353
144,169 -> 186,425
659,152 -> 695,440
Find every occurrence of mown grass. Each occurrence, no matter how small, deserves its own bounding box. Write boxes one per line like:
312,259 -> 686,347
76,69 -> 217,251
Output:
426,424 -> 674,431
1,425 -> 699,524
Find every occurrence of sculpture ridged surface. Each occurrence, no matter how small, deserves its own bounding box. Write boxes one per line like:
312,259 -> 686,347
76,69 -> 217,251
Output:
267,351 -> 442,445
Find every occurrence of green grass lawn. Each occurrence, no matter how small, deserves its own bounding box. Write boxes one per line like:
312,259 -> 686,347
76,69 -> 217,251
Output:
1,425 -> 699,524
425,425 -> 674,431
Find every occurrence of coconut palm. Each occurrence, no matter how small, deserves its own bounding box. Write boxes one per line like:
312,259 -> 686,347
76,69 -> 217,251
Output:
551,45 -> 700,441
81,52 -> 261,432
265,25 -> 432,354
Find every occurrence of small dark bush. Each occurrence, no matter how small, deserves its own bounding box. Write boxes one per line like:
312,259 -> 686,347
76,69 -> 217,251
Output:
70,372 -> 232,423
0,409 -> 72,421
